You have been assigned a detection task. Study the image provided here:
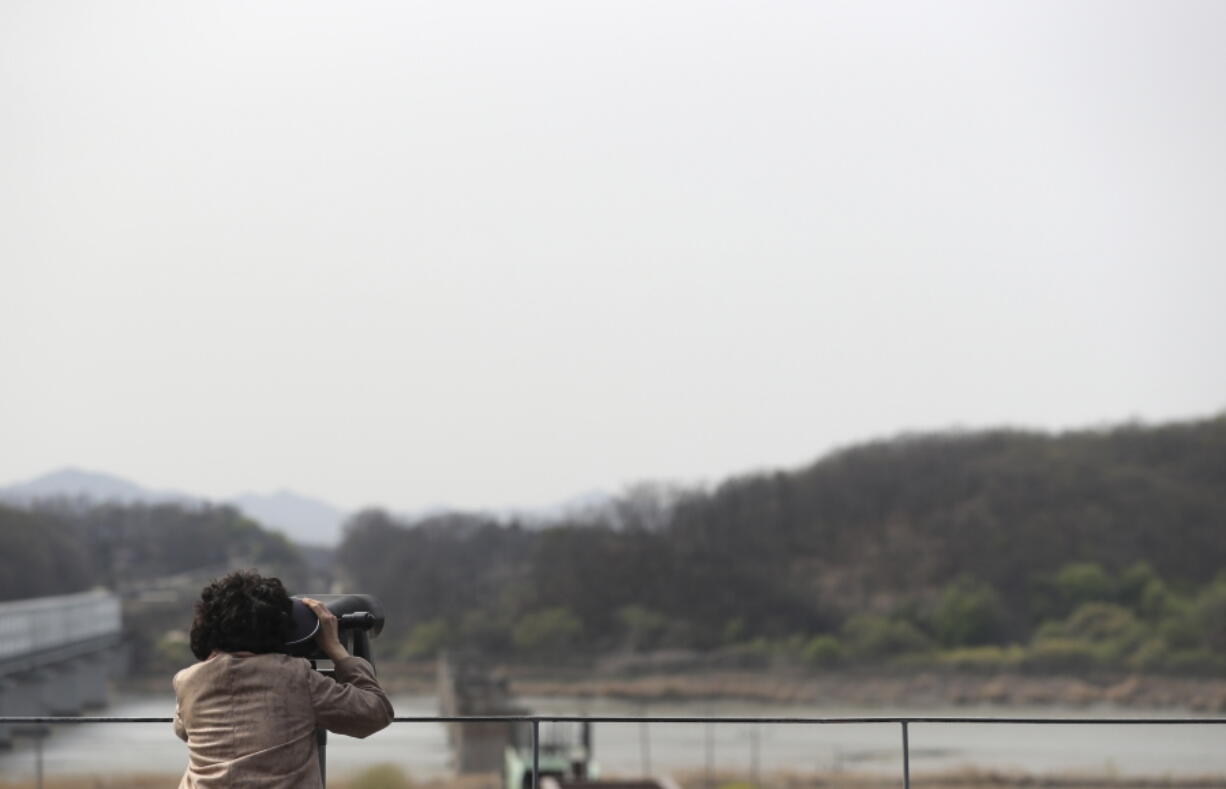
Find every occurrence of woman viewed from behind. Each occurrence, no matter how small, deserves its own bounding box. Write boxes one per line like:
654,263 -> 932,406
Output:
174,570 -> 393,788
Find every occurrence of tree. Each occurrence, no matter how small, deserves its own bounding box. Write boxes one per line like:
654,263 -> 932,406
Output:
617,605 -> 669,652
1192,575 -> 1226,653
513,607 -> 584,655
0,505 -> 95,601
842,614 -> 933,658
932,577 -> 1006,647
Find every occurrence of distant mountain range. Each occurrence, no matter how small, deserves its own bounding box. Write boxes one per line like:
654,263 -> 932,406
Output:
0,468 -> 349,547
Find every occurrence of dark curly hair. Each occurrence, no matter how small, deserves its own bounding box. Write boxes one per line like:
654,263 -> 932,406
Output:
189,570 -> 293,660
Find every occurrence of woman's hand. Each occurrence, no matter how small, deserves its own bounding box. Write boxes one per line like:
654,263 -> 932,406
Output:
302,597 -> 349,662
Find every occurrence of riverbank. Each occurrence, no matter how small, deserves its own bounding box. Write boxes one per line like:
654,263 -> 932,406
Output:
503,670 -> 1226,712
358,661 -> 1226,712
119,661 -> 1226,712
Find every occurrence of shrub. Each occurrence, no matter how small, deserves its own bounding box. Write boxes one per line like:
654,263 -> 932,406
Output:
1032,602 -> 1147,664
722,617 -> 747,644
937,644 -> 1024,672
1139,578 -> 1175,619
1023,638 -> 1099,672
1127,637 -> 1168,671
400,619 -> 452,659
802,634 -> 845,667
458,608 -> 511,653
1158,604 -> 1202,650
1117,562 -> 1160,610
1063,602 -> 1146,659
617,605 -> 670,652
1163,648 -> 1226,675
931,577 -> 1006,647
1053,562 -> 1114,609
513,607 -> 583,654
842,614 -> 934,658
1192,577 -> 1226,652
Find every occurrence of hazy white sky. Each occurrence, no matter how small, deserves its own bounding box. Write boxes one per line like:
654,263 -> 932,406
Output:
2,0 -> 1224,512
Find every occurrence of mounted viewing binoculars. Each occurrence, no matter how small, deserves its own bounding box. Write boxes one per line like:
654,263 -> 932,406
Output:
284,594 -> 385,663
281,593 -> 387,784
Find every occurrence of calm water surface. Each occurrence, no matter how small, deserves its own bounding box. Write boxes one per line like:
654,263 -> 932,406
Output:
1,693 -> 1223,782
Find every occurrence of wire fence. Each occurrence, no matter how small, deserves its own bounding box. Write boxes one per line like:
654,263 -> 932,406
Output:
3,714 -> 1225,789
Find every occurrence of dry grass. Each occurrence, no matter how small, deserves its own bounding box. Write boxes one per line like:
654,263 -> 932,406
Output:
0,771 -> 501,789
0,776 -> 179,789
4,768 -> 1225,789
667,768 -> 1226,789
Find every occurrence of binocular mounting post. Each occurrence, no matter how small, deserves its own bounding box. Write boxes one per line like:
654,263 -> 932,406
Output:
296,596 -> 384,788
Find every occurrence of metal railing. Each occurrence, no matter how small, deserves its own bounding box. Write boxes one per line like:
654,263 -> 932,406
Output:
4,714 -> 1225,789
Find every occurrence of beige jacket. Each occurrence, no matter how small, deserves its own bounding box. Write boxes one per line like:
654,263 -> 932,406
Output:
173,652 -> 394,788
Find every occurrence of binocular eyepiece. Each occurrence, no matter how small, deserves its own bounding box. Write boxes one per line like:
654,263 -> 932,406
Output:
338,611 -> 378,631
285,594 -> 384,660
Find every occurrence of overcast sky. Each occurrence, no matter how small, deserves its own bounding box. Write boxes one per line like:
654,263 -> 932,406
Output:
2,0 -> 1223,512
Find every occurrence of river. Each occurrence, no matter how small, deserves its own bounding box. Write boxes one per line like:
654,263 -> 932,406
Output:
1,693 -> 1224,783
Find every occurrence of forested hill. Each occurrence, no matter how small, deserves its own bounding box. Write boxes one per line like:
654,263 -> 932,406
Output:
0,501 -> 306,602
336,416 -> 1226,671
664,416 -> 1225,622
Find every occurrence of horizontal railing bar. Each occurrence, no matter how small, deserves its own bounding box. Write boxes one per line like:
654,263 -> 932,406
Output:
2,715 -> 1225,725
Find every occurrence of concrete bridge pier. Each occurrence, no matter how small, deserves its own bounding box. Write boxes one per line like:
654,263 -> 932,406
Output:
42,665 -> 84,717
50,657 -> 103,713
75,655 -> 111,710
0,679 -> 14,747
0,653 -> 117,746
0,672 -> 47,747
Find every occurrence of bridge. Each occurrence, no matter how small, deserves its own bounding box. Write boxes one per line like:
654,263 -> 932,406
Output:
0,590 -> 123,747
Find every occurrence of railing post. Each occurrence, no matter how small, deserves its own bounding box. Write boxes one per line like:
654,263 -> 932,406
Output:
317,727 -> 328,787
640,712 -> 652,776
749,727 -> 760,787
704,718 -> 714,789
901,721 -> 910,789
35,728 -> 44,789
532,718 -> 540,789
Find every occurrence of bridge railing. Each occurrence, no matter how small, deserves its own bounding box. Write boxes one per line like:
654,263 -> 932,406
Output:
3,713 -> 1225,789
0,591 -> 121,661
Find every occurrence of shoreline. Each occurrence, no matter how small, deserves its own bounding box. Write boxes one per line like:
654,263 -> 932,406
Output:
502,670 -> 1226,712
120,663 -> 1226,712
